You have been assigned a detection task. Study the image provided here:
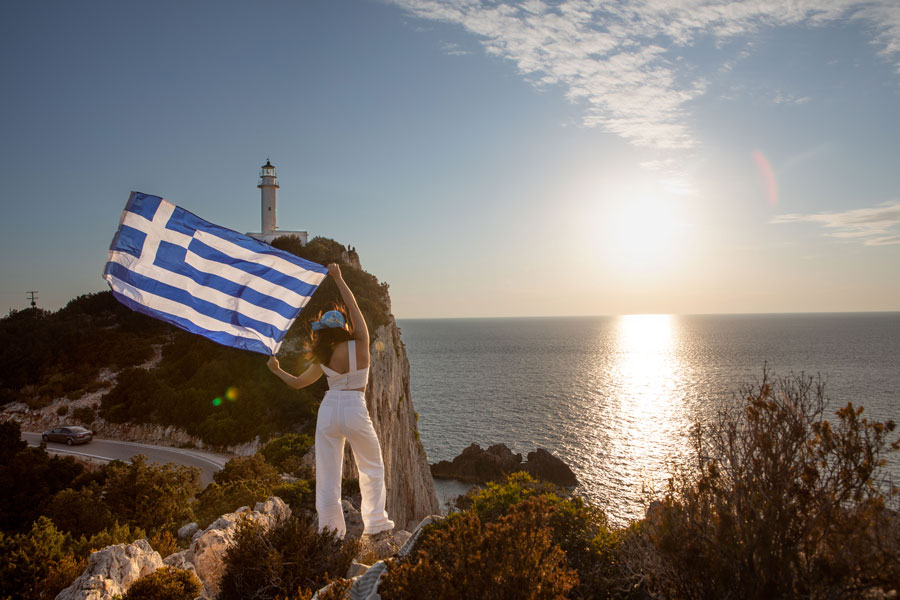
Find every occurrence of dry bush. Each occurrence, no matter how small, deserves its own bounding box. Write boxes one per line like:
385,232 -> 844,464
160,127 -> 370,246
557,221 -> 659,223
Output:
379,495 -> 578,600
122,566 -> 201,600
218,512 -> 358,600
456,472 -> 633,599
626,371 -> 899,599
147,529 -> 179,558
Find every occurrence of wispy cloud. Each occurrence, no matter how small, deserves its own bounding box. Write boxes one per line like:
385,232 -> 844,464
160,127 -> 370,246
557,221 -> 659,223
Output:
772,202 -> 900,245
389,0 -> 900,151
773,91 -> 811,105
440,42 -> 472,56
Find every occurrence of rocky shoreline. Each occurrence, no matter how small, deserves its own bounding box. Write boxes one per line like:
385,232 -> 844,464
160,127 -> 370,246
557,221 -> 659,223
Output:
430,443 -> 578,488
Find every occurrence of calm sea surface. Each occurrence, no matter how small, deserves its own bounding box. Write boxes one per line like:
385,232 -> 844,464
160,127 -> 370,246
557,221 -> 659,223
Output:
398,314 -> 900,524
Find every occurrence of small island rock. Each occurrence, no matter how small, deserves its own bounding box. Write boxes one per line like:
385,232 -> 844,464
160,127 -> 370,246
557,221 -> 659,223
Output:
524,448 -> 579,487
430,443 -> 523,483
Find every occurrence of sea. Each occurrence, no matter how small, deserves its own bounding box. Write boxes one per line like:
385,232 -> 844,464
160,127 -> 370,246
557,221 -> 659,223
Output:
397,313 -> 900,524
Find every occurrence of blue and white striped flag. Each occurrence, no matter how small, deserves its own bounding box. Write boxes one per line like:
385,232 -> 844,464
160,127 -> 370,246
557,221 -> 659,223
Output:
103,192 -> 327,355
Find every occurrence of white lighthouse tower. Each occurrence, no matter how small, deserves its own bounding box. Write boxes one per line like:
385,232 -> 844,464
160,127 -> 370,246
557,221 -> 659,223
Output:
246,159 -> 309,245
259,159 -> 279,234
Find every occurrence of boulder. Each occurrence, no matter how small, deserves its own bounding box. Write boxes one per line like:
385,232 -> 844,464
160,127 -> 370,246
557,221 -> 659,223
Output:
177,521 -> 199,540
430,443 -> 523,483
523,448 -> 578,487
342,499 -> 365,540
163,496 -> 290,599
55,539 -> 162,600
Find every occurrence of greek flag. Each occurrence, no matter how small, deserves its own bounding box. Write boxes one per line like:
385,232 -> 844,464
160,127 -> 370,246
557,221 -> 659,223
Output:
103,192 -> 327,355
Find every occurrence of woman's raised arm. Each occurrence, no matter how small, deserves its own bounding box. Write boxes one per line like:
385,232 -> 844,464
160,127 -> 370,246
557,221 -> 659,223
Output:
328,263 -> 369,347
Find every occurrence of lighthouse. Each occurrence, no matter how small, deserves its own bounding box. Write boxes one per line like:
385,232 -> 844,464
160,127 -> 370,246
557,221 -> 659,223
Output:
246,159 -> 309,245
259,159 -> 279,234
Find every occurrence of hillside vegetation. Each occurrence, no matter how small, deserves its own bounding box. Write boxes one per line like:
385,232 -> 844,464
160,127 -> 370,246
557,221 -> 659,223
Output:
0,237 -> 390,447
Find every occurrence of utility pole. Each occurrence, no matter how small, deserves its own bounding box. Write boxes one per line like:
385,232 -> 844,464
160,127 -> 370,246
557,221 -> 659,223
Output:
27,290 -> 38,309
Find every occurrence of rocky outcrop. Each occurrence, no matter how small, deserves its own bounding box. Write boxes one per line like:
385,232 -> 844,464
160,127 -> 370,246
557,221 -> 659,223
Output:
524,449 -> 579,487
58,497 -> 290,600
164,497 -> 290,599
431,443 -> 523,484
362,317 -> 441,530
55,539 -> 163,600
431,443 -> 578,487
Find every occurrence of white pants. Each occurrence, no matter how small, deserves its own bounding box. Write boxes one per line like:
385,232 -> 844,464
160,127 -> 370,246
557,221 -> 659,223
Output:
315,390 -> 394,537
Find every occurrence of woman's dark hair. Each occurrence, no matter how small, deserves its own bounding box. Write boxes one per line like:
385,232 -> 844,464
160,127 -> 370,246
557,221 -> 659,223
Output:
307,307 -> 353,364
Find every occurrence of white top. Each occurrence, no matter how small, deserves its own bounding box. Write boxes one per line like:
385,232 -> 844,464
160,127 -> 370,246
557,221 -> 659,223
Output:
320,340 -> 369,390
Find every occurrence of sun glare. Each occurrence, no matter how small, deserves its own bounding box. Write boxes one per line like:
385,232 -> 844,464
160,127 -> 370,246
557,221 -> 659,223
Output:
606,195 -> 684,269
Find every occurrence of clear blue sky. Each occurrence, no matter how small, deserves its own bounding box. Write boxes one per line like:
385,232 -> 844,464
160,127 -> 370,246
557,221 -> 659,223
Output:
2,1 -> 899,318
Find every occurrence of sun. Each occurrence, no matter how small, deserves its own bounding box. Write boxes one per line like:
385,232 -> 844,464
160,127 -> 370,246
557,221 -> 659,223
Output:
604,195 -> 686,270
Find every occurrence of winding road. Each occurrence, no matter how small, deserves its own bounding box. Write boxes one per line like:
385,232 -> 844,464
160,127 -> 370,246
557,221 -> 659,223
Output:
22,432 -> 230,486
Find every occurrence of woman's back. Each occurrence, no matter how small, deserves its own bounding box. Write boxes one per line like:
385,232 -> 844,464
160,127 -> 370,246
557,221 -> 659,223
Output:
326,339 -> 369,372
321,340 -> 369,391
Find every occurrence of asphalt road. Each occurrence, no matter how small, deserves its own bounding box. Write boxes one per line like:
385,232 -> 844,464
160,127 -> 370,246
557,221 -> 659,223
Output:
22,432 -> 230,486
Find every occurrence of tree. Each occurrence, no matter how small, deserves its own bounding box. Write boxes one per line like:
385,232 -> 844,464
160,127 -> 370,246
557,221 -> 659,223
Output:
0,422 -> 83,532
101,455 -> 201,532
44,483 -> 113,537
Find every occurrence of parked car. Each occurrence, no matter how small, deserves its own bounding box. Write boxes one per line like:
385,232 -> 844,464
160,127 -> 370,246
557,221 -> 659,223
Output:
42,426 -> 93,446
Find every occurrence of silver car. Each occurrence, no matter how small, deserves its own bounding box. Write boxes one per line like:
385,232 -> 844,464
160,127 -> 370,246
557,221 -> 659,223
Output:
42,426 -> 93,446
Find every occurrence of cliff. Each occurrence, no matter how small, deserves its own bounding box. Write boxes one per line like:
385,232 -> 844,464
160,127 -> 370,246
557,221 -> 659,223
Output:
365,317 -> 440,530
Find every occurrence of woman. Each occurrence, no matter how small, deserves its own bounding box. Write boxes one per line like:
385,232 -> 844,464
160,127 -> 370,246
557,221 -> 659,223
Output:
267,263 -> 394,539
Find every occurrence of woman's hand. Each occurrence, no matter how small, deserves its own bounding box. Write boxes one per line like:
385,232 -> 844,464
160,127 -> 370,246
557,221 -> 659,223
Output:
267,356 -> 280,372
327,263 -> 343,280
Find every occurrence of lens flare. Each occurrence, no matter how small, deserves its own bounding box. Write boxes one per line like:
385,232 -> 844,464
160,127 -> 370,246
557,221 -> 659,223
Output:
212,397 -> 223,407
225,386 -> 239,401
752,150 -> 778,206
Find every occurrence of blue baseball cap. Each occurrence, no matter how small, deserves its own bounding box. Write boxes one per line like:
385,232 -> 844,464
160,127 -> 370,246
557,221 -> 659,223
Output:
312,310 -> 346,331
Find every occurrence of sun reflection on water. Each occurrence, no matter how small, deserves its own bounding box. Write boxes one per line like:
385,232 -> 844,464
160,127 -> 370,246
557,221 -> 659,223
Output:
601,314 -> 691,520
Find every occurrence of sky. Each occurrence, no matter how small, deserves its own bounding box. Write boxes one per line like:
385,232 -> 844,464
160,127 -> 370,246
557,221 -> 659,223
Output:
1,0 -> 899,318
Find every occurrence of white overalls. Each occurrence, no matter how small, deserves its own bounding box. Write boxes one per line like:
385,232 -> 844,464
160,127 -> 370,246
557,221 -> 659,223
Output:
316,340 -> 394,537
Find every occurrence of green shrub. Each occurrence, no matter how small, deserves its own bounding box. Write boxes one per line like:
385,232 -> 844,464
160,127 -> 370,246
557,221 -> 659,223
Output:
194,454 -> 283,527
72,405 -> 96,425
45,482 -> 113,537
261,433 -> 314,477
273,479 -> 314,513
101,455 -> 200,531
56,405 -> 69,416
630,372 -> 900,599
122,566 -> 201,600
380,496 -> 578,600
218,512 -> 358,600
457,472 -> 630,599
0,421 -> 84,532
71,521 -> 147,556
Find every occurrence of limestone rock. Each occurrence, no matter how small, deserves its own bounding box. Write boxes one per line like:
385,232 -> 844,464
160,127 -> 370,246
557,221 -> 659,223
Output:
346,559 -> 370,579
342,499 -> 364,540
524,448 -> 579,487
430,443 -> 523,483
363,320 -> 441,530
55,539 -> 162,600
177,521 -> 199,540
165,496 -> 290,599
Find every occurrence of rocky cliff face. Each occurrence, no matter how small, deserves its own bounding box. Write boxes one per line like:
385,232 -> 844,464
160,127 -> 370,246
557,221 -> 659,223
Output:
364,315 -> 441,530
